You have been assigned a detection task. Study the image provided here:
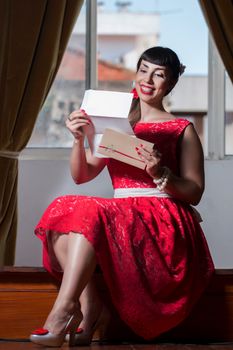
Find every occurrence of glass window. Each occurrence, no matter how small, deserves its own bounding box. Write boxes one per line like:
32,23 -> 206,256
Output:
225,72 -> 233,155
27,2 -> 86,147
28,0 -> 212,154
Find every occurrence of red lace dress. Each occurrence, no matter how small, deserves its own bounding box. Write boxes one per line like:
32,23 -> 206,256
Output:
35,119 -> 214,340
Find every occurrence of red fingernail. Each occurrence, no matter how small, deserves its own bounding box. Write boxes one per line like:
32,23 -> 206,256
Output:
80,109 -> 88,115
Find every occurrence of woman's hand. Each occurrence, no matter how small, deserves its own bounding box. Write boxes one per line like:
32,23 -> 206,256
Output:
135,125 -> 204,205
66,109 -> 94,141
136,144 -> 163,179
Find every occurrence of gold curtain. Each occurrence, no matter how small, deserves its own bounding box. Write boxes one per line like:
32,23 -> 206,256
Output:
199,0 -> 233,82
0,0 -> 83,265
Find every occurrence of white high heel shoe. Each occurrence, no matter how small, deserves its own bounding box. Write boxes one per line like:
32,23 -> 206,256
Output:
30,310 -> 83,347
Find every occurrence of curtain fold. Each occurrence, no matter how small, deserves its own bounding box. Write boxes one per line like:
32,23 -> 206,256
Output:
199,0 -> 233,82
0,0 -> 83,265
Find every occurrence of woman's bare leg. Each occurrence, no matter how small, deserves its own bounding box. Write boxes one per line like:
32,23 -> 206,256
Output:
43,232 -> 96,334
79,276 -> 103,330
50,232 -> 103,331
49,232 -> 68,270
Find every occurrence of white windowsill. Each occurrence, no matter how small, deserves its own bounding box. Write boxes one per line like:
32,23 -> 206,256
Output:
19,148 -> 72,160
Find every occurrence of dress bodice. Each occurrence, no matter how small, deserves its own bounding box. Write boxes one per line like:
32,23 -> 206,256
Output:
107,118 -> 191,189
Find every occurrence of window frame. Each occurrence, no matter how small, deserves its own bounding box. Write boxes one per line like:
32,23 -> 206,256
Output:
20,0 -> 232,161
208,35 -> 225,160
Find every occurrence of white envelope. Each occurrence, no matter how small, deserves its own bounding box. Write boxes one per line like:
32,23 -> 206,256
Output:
80,89 -> 134,156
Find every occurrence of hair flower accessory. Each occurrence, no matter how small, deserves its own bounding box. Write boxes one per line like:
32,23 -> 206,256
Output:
179,63 -> 186,75
131,87 -> 139,99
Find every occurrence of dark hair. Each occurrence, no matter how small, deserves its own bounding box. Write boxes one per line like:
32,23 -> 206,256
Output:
129,46 -> 182,127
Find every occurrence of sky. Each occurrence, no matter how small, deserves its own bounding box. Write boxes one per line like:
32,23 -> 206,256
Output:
98,0 -> 208,75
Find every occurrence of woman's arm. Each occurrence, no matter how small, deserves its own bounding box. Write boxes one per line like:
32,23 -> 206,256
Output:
66,110 -> 106,184
164,124 -> 205,205
139,124 -> 204,205
70,139 -> 106,184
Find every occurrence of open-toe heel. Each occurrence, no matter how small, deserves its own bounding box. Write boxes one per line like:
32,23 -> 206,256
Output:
30,310 -> 83,347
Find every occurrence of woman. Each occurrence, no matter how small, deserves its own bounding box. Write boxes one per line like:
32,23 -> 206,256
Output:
30,46 -> 214,347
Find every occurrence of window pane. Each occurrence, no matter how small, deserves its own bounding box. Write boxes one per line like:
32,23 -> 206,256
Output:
225,73 -> 233,155
28,2 -> 86,147
96,0 -> 208,154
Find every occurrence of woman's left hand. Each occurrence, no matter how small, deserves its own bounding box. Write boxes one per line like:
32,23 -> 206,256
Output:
136,144 -> 163,179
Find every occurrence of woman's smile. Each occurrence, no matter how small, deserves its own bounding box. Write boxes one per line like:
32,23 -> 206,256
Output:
140,84 -> 155,95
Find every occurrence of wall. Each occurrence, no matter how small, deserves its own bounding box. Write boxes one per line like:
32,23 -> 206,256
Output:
15,157 -> 233,268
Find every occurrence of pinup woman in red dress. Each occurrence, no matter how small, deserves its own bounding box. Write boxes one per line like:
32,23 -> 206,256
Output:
30,47 -> 214,347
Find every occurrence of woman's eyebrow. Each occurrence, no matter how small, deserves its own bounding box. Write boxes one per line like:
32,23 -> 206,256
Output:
141,63 -> 166,71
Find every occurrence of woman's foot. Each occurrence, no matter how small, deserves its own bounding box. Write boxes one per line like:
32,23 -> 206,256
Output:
44,300 -> 78,334
30,301 -> 83,347
65,301 -> 111,345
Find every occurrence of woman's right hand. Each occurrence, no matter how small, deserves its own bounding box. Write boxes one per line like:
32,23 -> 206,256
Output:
65,109 -> 94,141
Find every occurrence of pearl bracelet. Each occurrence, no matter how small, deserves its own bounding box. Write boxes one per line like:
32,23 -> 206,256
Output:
153,167 -> 171,192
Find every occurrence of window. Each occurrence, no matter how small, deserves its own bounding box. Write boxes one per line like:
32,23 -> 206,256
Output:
27,2 -> 86,147
26,0 -> 232,160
